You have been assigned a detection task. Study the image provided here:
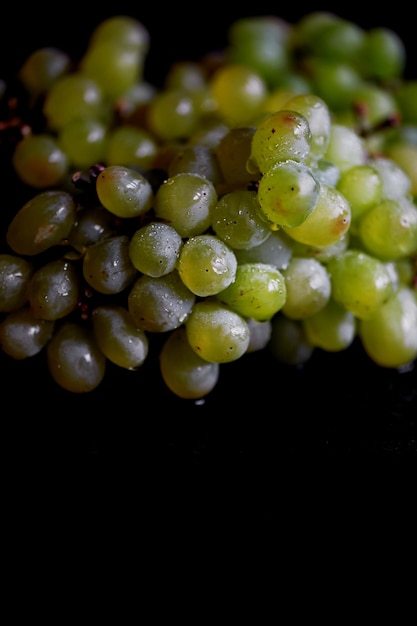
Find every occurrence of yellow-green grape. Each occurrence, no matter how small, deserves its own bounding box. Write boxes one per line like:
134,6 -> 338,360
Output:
211,189 -> 271,250
283,93 -> 332,160
308,59 -> 362,112
245,318 -> 272,353
235,229 -> 293,271
177,234 -> 237,297
368,156 -> 412,200
105,125 -> 158,170
302,298 -> 357,352
91,304 -> 149,370
82,235 -> 137,295
159,327 -> 220,399
359,287 -> 417,368
12,133 -> 69,189
209,64 -> 268,127
327,249 -> 396,319
58,117 -> 108,169
358,27 -> 406,81
26,259 -> 80,320
0,254 -> 33,313
46,321 -> 106,393
43,73 -> 105,131
87,15 -> 150,55
282,182 -> 351,247
249,109 -> 312,174
385,142 -> 417,196
304,16 -> 365,63
185,299 -> 250,363
215,126 -> 258,187
67,205 -> 116,254
269,314 -> 314,365
336,164 -> 383,222
128,222 -> 183,277
146,88 -> 199,141
217,262 -> 286,321
257,160 -> 320,228
0,306 -> 55,360
95,165 -> 154,218
18,46 -> 72,100
167,144 -> 223,186
357,197 -> 417,261
281,257 -> 331,319
128,270 -> 195,333
324,123 -> 367,172
153,172 -> 217,238
6,190 -> 77,256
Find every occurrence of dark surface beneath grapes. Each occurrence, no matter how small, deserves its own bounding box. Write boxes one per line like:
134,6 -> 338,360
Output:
1,4 -> 416,491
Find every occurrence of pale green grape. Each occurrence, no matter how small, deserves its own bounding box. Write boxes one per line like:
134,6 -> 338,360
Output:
58,116 -> 108,169
302,298 -> 357,351
281,256 -> 331,319
153,172 -> 217,238
324,123 -> 367,172
26,259 -> 80,320
359,287 -> 417,368
159,327 -> 220,399
309,59 -> 363,112
211,189 -> 272,250
177,234 -> 237,296
234,229 -> 293,270
87,15 -> 150,55
358,27 -> 406,80
43,73 -> 105,131
146,88 -> 199,141
369,155 -> 412,200
46,321 -> 106,393
327,248 -> 396,319
128,270 -> 195,333
12,133 -> 69,189
128,222 -> 183,277
0,254 -> 33,313
6,190 -> 77,256
92,304 -> 149,370
283,93 -> 332,160
257,160 -> 320,228
336,164 -> 383,222
185,299 -> 250,363
82,235 -> 137,294
105,125 -> 158,170
269,314 -> 314,365
95,165 -> 154,218
0,306 -> 55,359
385,142 -> 417,196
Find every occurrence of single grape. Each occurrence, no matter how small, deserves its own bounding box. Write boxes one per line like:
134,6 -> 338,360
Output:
0,254 -> 33,313
302,298 -> 357,352
95,165 -> 154,218
0,306 -> 55,359
269,314 -> 314,365
281,256 -> 331,320
43,73 -> 105,131
12,133 -> 69,189
26,259 -> 80,320
128,222 -> 183,277
82,235 -> 137,295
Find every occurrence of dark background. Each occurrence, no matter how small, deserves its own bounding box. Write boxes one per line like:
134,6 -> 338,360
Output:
1,4 -> 416,496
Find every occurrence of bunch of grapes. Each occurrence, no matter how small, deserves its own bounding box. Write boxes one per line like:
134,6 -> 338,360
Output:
0,12 -> 416,399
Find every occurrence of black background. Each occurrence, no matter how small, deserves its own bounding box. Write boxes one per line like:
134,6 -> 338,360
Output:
1,3 -> 416,498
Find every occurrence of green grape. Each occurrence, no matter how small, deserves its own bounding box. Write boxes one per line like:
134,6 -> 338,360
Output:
12,133 -> 69,189
26,259 -> 80,320
269,314 -> 314,365
159,327 -> 220,399
394,80 -> 417,125
234,229 -> 293,270
146,88 -> 199,141
217,262 -> 286,321
209,64 -> 268,127
302,298 -> 357,352
0,254 -> 33,313
58,117 -> 108,169
305,17 -> 364,63
167,144 -> 223,186
185,299 -> 250,363
177,234 -> 237,297
18,46 -> 72,99
358,27 -> 406,81
91,304 -> 149,370
359,287 -> 417,368
249,109 -> 313,174
43,73 -> 105,131
211,189 -> 271,250
368,156 -> 412,200
67,205 -> 116,254
105,125 -> 158,170
82,235 -> 137,295
385,142 -> 417,196
164,61 -> 208,92
309,60 -> 363,112
310,158 -> 340,187
282,182 -> 351,248
46,321 -> 106,393
153,172 -> 217,238
215,126 -> 257,187
257,160 -> 320,228
357,197 -> 417,261
6,190 -> 77,256
0,306 -> 55,359
128,222 -> 183,277
245,317 -> 272,353
128,270 -> 195,333
281,256 -> 331,319
352,84 -> 399,130
324,123 -> 367,172
87,15 -> 150,55
327,248 -> 396,319
283,93 -> 332,160
336,164 -> 383,222
290,232 -> 349,263
95,165 -> 154,218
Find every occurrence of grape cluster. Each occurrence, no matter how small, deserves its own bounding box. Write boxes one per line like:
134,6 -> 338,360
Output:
0,12 -> 416,398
